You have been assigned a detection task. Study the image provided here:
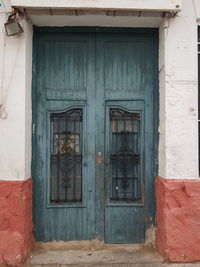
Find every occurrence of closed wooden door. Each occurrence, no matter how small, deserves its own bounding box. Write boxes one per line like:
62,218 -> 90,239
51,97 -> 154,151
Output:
33,29 -> 158,243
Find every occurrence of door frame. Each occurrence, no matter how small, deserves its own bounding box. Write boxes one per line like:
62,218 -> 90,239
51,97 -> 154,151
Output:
32,26 -> 159,241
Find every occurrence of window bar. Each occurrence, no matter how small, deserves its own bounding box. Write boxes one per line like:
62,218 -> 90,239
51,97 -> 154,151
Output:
73,119 -> 76,201
137,118 -> 140,199
57,117 -> 61,202
132,118 -> 135,200
50,118 -> 54,202
65,117 -> 68,201
123,119 -> 127,200
116,118 -> 119,200
80,117 -> 82,202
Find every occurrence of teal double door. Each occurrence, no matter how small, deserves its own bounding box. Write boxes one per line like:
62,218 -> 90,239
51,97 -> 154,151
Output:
33,28 -> 158,243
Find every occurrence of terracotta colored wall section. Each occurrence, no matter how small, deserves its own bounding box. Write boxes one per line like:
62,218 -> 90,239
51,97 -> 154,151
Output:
0,178 -> 33,266
156,176 -> 200,263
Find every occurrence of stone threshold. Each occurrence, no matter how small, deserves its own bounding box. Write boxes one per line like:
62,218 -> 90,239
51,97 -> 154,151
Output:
22,241 -> 162,267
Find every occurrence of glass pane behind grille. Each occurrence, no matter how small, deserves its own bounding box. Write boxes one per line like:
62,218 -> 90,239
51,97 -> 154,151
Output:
109,108 -> 141,202
50,109 -> 83,203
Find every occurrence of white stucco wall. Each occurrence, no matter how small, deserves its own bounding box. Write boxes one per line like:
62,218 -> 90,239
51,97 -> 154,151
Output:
0,0 -> 199,181
158,0 -> 198,179
0,1 -> 32,180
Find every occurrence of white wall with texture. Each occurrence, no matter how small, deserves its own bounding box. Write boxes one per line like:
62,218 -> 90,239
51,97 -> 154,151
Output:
0,0 -> 32,180
158,0 -> 198,179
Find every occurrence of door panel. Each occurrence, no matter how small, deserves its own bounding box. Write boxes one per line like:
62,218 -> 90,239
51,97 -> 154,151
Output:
33,33 -> 96,241
105,101 -> 145,243
45,41 -> 87,91
33,30 -> 157,243
95,33 -> 157,243
104,41 -> 144,91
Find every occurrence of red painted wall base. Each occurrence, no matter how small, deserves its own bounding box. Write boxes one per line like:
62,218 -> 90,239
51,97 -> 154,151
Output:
156,176 -> 200,263
1,176 -> 200,264
0,178 -> 33,266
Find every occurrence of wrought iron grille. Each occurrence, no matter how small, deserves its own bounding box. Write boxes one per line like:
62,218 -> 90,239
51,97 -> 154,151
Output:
109,108 -> 141,202
50,109 -> 83,203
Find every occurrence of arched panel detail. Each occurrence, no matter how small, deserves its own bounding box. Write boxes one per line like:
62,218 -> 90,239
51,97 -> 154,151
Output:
108,108 -> 141,202
50,108 -> 83,203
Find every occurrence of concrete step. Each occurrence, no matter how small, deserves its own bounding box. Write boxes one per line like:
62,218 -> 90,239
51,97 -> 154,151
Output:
19,241 -> 200,267
22,241 -> 161,266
